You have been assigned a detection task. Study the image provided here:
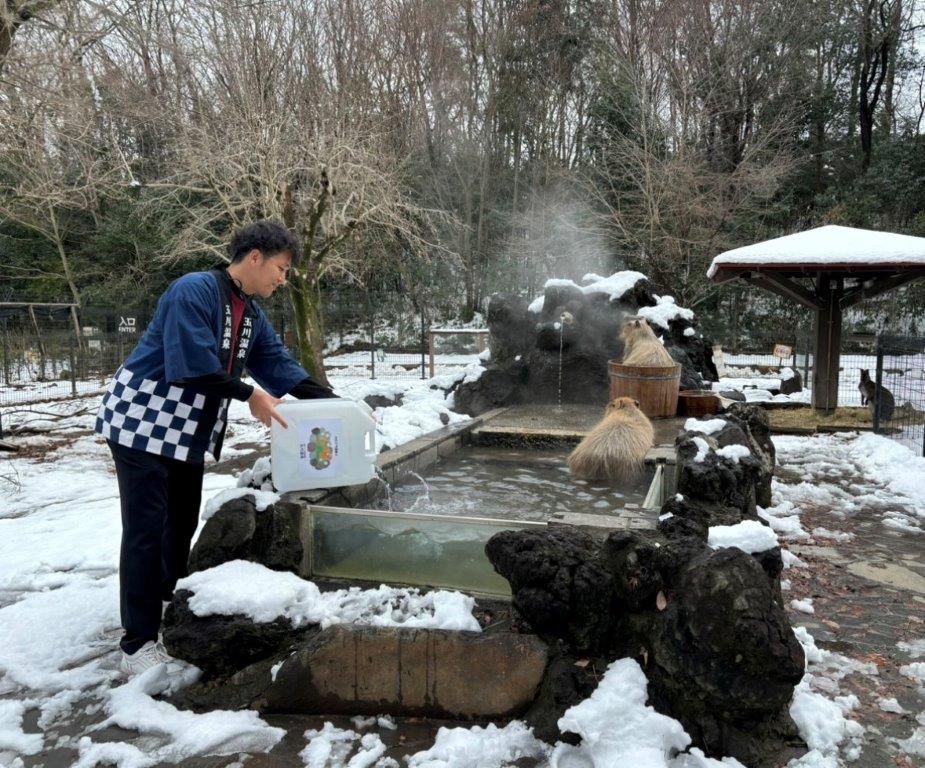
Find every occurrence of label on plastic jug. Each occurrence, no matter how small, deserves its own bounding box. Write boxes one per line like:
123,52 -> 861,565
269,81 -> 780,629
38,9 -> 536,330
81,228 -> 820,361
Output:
297,418 -> 343,478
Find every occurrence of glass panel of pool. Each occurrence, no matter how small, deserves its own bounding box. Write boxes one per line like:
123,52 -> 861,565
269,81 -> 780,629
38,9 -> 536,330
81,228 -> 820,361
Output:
379,446 -> 656,522
309,506 -> 542,596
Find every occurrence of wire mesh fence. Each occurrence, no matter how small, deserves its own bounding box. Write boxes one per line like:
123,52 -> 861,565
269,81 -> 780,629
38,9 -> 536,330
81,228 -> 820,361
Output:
1,291 -> 487,410
873,335 -> 925,456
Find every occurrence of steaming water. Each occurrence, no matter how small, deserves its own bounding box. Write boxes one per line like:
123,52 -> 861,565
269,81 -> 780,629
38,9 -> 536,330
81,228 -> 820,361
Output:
375,446 -> 654,522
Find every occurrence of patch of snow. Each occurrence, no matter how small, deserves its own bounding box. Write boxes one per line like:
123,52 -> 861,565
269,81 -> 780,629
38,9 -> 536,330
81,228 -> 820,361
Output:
782,549 -> 807,569
406,721 -> 548,768
684,418 -> 726,435
708,520 -> 779,554
878,697 -> 905,714
236,456 -> 274,491
176,560 -> 481,632
898,639 -> 925,658
73,737 -> 155,768
528,271 -> 649,314
894,727 -> 925,758
0,700 -> 43,756
790,598 -> 815,615
810,527 -> 853,542
528,295 -> 545,313
780,367 -> 797,382
98,665 -> 283,761
683,327 -> 697,338
899,661 -> 925,693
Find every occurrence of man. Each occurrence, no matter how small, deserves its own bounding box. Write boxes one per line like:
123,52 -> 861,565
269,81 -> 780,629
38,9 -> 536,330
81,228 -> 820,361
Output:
95,220 -> 335,675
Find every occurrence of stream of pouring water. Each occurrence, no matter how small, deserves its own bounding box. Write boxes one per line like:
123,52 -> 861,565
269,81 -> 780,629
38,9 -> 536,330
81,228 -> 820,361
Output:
557,321 -> 564,408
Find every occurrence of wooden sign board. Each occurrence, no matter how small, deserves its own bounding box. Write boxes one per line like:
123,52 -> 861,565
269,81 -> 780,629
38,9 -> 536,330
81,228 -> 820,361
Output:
773,343 -> 793,360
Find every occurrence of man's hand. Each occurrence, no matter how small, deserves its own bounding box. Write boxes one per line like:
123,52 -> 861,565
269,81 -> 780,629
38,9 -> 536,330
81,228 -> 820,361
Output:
248,389 -> 288,428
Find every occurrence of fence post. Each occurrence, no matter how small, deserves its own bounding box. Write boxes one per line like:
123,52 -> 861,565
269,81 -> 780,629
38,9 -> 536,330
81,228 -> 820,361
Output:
2,325 -> 9,387
873,336 -> 884,433
368,294 -> 376,380
420,310 -> 426,380
68,336 -> 77,397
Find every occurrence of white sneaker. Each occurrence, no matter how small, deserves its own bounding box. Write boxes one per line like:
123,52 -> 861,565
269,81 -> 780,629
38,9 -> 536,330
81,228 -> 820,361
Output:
120,640 -> 187,676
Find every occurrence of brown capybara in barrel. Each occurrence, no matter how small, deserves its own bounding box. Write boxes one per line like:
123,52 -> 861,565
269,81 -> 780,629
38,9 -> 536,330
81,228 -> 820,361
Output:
621,317 -> 675,367
568,396 -> 654,483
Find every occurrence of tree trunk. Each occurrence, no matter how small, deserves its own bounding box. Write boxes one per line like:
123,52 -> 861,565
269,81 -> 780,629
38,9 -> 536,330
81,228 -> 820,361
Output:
288,269 -> 330,388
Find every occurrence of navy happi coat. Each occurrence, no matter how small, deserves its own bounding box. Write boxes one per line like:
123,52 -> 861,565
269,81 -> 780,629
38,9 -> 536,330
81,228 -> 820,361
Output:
95,269 -> 307,463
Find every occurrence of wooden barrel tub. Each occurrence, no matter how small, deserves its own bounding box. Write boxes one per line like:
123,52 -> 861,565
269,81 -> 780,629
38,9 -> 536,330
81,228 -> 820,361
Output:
608,361 -> 681,418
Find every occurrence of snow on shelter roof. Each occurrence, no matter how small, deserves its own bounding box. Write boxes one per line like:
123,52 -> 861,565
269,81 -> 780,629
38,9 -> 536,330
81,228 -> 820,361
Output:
707,225 -> 925,279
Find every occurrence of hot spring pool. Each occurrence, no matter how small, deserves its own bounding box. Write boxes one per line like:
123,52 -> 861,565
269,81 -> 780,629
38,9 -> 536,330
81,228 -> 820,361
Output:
375,446 -> 656,522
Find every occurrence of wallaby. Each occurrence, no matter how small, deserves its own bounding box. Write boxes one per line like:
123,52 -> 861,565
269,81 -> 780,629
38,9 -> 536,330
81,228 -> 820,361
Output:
858,369 -> 895,422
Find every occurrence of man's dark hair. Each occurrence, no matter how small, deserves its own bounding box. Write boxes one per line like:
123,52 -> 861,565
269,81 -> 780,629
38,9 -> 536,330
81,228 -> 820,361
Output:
228,220 -> 301,266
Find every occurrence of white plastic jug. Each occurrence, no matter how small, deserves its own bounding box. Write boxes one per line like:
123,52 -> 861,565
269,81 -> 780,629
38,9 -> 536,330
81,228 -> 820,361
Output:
270,399 -> 378,492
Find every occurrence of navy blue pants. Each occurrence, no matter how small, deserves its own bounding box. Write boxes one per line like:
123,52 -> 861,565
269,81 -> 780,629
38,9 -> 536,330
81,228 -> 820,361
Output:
108,441 -> 204,653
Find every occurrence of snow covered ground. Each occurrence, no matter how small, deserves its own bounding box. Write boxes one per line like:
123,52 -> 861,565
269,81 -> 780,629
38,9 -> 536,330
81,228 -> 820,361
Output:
2,358 -> 925,766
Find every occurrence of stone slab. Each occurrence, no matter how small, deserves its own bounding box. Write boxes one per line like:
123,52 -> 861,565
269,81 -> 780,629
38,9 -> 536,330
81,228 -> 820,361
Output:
254,625 -> 549,719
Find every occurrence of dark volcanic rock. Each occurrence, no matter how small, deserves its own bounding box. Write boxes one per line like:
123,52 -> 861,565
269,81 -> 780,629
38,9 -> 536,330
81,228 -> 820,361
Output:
487,293 -> 534,361
675,439 -> 763,522
485,526 -> 613,653
522,651 -> 603,744
163,590 -> 307,678
363,393 -> 403,410
646,548 -> 805,765
453,363 -> 525,416
724,404 -> 776,508
455,273 -> 714,411
601,531 -> 663,611
189,495 -> 303,575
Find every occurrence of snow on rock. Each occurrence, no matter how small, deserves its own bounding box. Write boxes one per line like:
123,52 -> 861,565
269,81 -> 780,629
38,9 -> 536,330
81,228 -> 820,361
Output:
781,549 -> 807,569
201,487 -> 280,522
691,437 -> 711,463
528,271 -> 649,314
236,456 -> 274,491
683,418 -> 727,435
637,295 -> 695,331
96,665 -> 284,762
406,721 -> 548,768
0,699 -> 43,756
708,520 -> 779,554
683,327 -> 697,338
176,560 -> 480,632
715,444 -> 751,464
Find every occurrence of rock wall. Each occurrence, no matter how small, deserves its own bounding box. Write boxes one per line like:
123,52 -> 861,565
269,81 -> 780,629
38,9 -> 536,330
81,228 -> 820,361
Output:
455,273 -> 718,415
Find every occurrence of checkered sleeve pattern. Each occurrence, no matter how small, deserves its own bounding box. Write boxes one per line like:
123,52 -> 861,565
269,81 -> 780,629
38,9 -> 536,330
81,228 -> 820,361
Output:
95,366 -> 209,463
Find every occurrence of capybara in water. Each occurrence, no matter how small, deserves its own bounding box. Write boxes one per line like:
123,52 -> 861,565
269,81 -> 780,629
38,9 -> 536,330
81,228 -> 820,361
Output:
621,317 -> 675,367
568,396 -> 655,483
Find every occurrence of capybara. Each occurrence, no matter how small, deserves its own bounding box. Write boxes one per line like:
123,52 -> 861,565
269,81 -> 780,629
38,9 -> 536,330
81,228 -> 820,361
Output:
621,317 -> 675,367
568,396 -> 654,483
